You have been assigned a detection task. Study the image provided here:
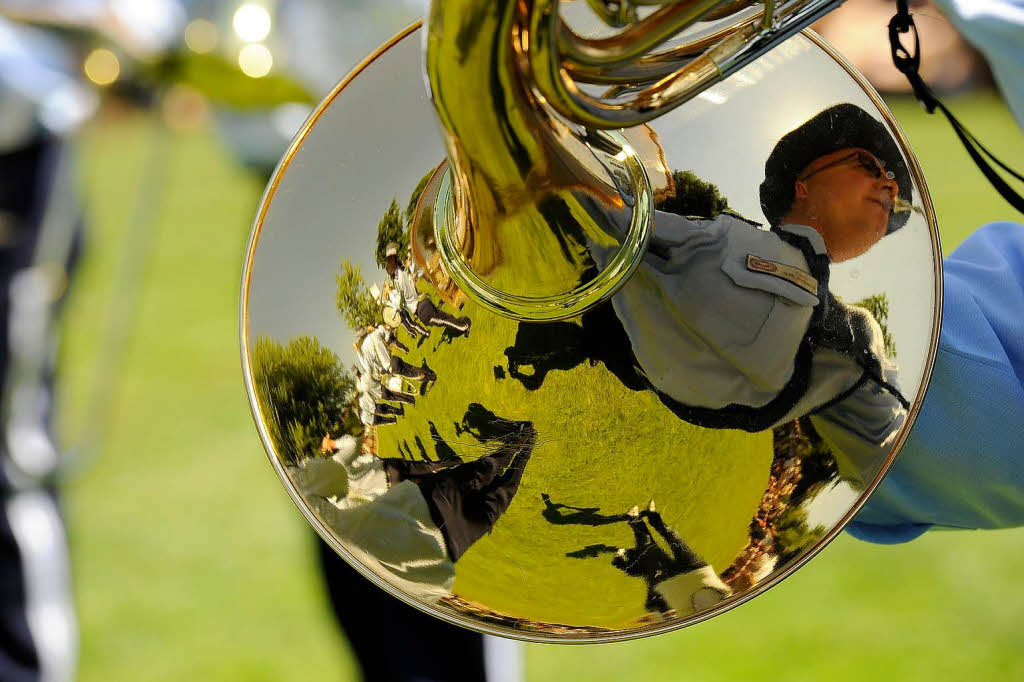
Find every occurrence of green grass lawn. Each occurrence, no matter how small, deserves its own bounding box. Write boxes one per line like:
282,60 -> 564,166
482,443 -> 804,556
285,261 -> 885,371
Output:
61,89 -> 1024,680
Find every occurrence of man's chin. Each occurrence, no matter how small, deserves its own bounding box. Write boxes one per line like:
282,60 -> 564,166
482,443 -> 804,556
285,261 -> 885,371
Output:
834,231 -> 884,262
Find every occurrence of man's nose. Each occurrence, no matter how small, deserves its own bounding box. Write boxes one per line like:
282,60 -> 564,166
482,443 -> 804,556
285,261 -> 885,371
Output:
879,174 -> 898,197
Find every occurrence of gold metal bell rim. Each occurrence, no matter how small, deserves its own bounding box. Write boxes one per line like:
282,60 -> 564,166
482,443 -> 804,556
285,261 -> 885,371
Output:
240,18 -> 942,643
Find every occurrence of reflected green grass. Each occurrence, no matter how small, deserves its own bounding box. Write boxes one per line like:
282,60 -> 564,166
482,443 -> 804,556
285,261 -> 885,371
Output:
374,287 -> 769,628
61,89 -> 1024,681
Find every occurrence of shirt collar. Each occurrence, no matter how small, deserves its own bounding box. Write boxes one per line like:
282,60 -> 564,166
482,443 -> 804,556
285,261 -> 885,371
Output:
778,224 -> 830,258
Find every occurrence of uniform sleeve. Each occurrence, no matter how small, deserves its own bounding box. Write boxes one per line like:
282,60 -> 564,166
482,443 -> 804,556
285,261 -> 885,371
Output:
849,222 -> 1024,543
396,269 -> 417,305
809,374 -> 907,490
293,458 -> 350,499
579,193 -> 821,411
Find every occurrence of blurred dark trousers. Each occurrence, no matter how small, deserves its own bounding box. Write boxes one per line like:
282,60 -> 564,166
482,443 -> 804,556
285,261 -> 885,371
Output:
315,538 -> 488,682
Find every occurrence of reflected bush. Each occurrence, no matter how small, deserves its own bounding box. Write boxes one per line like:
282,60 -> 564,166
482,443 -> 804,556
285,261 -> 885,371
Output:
252,335 -> 355,466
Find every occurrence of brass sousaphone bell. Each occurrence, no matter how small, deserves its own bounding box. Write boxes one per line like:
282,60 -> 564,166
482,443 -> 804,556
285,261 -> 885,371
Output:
241,0 -> 940,641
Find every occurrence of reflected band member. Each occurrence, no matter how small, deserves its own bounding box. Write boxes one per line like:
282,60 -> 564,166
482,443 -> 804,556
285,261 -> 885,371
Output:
357,323 -> 437,383
295,413 -> 536,602
586,104 -> 911,444
356,390 -> 402,427
384,243 -> 472,337
356,366 -> 415,405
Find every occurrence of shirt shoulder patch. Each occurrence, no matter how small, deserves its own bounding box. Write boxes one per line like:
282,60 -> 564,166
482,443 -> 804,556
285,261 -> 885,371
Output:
746,254 -> 818,296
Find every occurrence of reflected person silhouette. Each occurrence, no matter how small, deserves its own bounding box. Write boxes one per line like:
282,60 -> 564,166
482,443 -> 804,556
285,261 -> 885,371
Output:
295,405 -> 536,602
504,300 -> 647,392
565,502 -> 732,617
504,321 -> 588,391
457,402 -> 531,444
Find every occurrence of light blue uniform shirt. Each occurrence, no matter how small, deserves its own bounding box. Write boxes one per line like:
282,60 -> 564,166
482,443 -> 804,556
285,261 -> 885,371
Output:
851,0 -> 1024,542
850,222 -> 1024,542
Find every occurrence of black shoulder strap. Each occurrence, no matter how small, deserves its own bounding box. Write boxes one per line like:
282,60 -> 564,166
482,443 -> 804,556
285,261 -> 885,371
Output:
889,0 -> 1024,215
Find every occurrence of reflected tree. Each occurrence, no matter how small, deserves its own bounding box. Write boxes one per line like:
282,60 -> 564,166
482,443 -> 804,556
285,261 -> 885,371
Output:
374,169 -> 435,269
405,169 -> 435,227
335,260 -> 379,332
374,199 -> 407,269
855,292 -> 896,358
790,417 -> 841,502
252,335 -> 355,466
657,170 -> 730,218
774,505 -> 826,565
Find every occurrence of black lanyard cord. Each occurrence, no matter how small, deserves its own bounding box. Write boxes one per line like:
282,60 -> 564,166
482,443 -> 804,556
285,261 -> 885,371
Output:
889,0 -> 1024,215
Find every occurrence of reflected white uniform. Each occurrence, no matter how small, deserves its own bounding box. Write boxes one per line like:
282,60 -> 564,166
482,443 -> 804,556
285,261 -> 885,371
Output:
359,326 -> 394,374
290,452 -> 454,603
356,370 -> 383,402
293,435 -> 388,508
392,266 -> 421,315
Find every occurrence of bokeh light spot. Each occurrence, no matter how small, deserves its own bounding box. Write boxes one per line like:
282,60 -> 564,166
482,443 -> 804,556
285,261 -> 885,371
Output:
184,18 -> 219,54
232,3 -> 272,43
83,48 -> 120,86
238,43 -> 273,78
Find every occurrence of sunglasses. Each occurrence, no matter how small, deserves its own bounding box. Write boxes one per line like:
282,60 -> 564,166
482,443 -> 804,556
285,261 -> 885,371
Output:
798,150 -> 897,183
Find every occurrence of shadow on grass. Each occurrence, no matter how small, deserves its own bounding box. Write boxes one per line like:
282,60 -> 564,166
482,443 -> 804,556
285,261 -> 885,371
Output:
540,492 -> 629,527
503,303 -> 648,393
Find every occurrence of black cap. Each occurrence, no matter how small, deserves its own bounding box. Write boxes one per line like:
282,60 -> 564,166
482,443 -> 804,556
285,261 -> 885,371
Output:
759,103 -> 912,234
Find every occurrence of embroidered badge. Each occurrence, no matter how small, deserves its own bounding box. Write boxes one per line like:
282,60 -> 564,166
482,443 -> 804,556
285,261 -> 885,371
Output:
746,254 -> 818,296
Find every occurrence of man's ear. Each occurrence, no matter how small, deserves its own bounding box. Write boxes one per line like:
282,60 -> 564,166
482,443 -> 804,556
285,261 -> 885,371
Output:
793,180 -> 809,202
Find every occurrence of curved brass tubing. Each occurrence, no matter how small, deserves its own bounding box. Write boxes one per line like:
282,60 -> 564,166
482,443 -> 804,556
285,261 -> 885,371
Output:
564,13 -> 761,86
530,0 -> 752,128
424,0 -> 658,319
555,0 -> 725,68
424,0 -> 842,318
533,0 -> 823,129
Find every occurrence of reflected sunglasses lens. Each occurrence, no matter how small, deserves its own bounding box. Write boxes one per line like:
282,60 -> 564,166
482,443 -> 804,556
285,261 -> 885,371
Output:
859,152 -> 896,180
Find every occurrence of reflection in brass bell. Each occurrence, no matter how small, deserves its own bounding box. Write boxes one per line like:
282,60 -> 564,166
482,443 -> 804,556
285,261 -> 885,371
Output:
241,1 -> 941,642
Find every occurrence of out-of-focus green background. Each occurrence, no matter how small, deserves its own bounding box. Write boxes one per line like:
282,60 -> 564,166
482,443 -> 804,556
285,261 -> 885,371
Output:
60,89 -> 1024,681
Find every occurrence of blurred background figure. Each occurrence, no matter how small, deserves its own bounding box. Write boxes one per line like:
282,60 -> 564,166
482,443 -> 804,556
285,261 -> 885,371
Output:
813,0 -> 989,94
4,0 -> 522,679
0,5 -> 96,680
0,2 -> 189,679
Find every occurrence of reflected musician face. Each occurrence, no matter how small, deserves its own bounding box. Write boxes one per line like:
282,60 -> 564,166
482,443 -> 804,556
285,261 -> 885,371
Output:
791,147 -> 900,262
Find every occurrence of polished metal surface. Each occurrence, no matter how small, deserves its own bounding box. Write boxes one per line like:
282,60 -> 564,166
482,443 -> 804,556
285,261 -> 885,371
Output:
241,19 -> 941,641
425,0 -> 845,320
